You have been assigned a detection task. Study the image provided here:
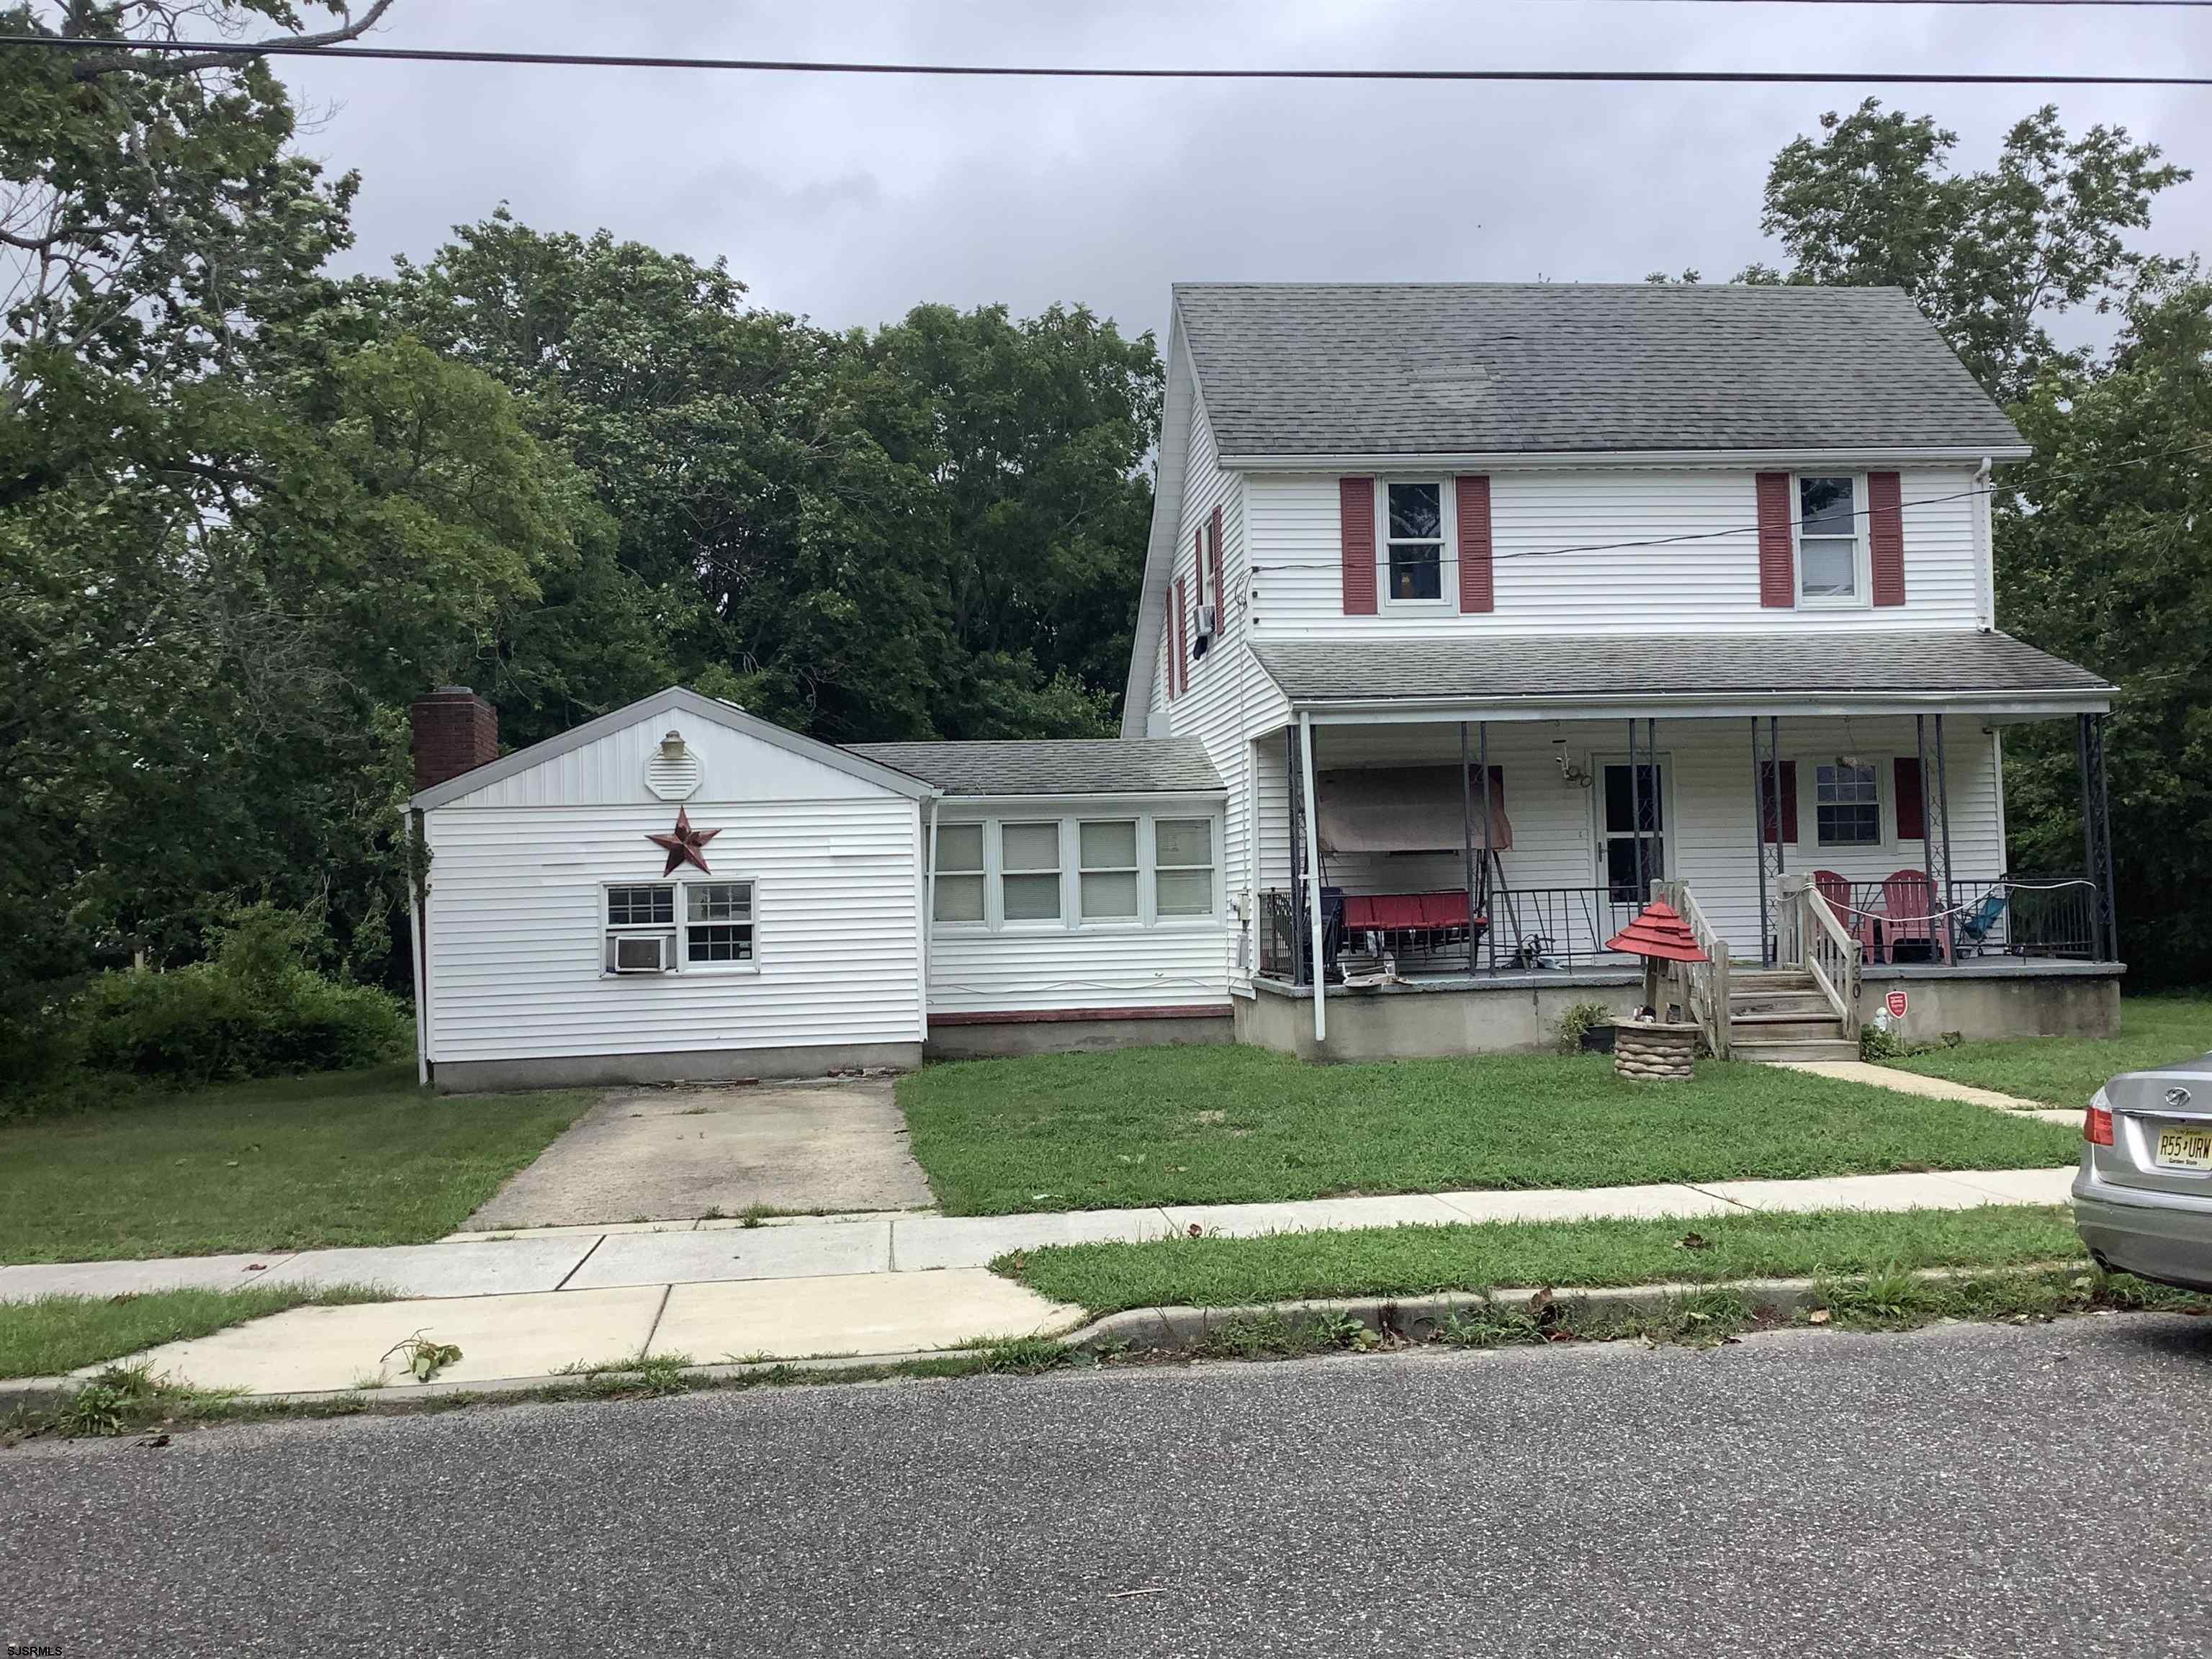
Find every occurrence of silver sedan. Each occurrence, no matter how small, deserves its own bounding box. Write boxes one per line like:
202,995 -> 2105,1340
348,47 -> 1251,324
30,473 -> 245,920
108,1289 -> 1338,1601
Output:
2074,1053 -> 2212,1292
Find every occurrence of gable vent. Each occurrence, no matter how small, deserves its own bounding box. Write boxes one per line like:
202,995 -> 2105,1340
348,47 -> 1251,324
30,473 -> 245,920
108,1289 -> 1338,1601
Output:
644,731 -> 704,801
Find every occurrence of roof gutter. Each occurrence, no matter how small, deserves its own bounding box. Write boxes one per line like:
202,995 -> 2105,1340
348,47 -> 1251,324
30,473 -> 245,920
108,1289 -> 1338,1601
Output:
1289,685 -> 2113,724
1220,444 -> 2033,472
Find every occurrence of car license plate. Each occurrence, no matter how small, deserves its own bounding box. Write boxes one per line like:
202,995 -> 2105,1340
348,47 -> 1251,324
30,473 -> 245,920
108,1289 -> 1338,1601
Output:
2154,1125 -> 2212,1172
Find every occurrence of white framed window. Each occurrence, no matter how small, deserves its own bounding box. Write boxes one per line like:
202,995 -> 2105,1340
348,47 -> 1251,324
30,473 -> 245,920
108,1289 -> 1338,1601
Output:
1154,818 -> 1216,918
1380,480 -> 1449,606
1078,819 -> 1140,922
603,883 -> 676,974
685,881 -> 756,967
1795,475 -> 1868,607
1815,763 -> 1881,846
933,822 -> 986,924
999,822 -> 1063,923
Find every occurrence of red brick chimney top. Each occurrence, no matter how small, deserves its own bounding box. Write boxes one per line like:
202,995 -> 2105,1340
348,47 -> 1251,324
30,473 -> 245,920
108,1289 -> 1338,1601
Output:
410,686 -> 499,793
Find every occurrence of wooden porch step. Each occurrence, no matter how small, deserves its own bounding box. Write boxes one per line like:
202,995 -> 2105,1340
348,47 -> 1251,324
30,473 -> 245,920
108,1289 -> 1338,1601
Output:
1729,999 -> 1838,1022
1732,1037 -> 1860,1064
1728,970 -> 1818,990
1730,1019 -> 1852,1046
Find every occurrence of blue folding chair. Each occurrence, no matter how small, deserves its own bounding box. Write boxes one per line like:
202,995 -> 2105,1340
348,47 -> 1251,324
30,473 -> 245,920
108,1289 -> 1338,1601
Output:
1956,879 -> 2010,956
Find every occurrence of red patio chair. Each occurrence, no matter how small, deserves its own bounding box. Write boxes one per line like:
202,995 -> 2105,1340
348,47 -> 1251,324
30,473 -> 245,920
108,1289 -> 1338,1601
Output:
1879,868 -> 1947,963
1813,868 -> 1879,963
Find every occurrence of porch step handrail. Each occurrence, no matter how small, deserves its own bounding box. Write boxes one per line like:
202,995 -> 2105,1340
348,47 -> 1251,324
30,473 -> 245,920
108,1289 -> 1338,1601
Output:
1784,875 -> 1863,1039
1657,879 -> 1730,1060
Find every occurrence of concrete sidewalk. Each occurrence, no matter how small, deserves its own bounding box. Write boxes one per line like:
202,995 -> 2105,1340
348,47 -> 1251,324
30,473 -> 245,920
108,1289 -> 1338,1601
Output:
1,1163 -> 2082,1399
0,1164 -> 2078,1307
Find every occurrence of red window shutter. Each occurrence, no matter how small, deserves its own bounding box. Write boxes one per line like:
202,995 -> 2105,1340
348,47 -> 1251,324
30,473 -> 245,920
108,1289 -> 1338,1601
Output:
1894,757 -> 1925,840
1868,470 -> 1905,606
1759,760 -> 1798,844
1755,472 -> 1794,608
1456,475 -> 1493,613
1172,577 -> 1187,698
1339,477 -> 1377,615
1208,505 -> 1225,618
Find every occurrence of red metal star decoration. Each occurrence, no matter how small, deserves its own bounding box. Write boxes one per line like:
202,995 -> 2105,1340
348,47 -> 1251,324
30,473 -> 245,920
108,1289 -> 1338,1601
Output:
647,807 -> 719,876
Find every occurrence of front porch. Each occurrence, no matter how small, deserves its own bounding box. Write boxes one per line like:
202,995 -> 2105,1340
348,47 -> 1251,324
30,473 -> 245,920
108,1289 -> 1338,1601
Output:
1246,705 -> 2121,1058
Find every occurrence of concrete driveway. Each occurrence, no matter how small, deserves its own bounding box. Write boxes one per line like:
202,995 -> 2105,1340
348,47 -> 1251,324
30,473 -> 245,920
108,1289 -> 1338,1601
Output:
463,1076 -> 937,1230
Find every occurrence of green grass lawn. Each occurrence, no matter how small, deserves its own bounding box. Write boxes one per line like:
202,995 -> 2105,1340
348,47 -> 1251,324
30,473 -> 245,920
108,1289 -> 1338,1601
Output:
1888,992 -> 2212,1107
997,1203 -> 2088,1316
0,1066 -> 593,1264
0,1282 -> 390,1380
899,1046 -> 2078,1215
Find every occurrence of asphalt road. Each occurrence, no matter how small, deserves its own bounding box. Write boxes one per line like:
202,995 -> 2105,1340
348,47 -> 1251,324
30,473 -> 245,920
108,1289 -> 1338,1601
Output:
6,1315 -> 2211,1658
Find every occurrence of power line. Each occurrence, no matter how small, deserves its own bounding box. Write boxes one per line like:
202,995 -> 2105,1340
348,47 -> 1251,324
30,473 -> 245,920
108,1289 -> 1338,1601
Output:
0,33 -> 2207,87
1238,436 -> 2212,576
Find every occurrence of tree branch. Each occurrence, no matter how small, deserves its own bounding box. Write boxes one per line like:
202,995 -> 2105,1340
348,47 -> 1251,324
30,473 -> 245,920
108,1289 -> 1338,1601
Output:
70,0 -> 399,81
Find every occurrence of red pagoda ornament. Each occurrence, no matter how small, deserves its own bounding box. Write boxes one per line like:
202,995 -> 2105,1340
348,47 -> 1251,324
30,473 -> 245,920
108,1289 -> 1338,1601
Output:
1606,898 -> 1709,1022
648,807 -> 719,876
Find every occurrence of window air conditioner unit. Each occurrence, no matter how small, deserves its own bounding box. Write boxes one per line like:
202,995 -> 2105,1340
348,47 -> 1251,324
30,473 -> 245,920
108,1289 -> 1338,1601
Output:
606,932 -> 675,974
1197,603 -> 1218,639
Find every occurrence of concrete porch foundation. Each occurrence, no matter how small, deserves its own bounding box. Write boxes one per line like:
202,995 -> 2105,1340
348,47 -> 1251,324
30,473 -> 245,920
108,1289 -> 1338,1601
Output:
1240,960 -> 2121,1061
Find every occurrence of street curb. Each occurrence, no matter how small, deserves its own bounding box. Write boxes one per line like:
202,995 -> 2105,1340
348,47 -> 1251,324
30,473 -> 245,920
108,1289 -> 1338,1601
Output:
1049,1259 -> 2095,1354
1,1260 -> 2092,1420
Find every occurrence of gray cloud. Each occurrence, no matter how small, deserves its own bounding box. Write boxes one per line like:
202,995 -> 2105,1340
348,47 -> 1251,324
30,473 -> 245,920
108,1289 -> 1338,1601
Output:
282,0 -> 2212,344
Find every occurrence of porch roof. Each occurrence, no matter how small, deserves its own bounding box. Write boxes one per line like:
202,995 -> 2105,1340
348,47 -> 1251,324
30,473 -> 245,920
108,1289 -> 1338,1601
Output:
1251,629 -> 2112,719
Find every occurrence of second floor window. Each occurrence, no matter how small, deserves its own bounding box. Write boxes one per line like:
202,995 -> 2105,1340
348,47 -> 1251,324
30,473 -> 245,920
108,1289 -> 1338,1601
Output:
1385,482 -> 1445,602
1797,475 -> 1863,604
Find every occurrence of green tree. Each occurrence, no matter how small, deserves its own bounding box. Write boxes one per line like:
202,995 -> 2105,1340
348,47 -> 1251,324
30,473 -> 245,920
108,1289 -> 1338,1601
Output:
1757,100 -> 2187,401
1,4 -> 641,1068
1997,276 -> 2212,983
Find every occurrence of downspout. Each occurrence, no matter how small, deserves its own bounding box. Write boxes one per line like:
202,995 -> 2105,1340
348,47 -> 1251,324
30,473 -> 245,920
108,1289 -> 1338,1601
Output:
922,796 -> 940,1044
404,806 -> 430,1088
1298,710 -> 1326,1046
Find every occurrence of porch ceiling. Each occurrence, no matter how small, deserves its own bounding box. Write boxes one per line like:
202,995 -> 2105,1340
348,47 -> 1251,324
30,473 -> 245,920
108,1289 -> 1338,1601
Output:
1252,630 -> 2111,721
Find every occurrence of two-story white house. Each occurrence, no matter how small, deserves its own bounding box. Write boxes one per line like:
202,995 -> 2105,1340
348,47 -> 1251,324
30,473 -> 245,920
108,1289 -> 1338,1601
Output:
1125,282 -> 2118,1061
403,281 -> 2118,1089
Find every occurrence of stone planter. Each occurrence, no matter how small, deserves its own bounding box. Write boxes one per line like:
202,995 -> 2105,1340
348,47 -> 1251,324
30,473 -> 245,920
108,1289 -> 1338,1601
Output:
1612,1020 -> 1699,1082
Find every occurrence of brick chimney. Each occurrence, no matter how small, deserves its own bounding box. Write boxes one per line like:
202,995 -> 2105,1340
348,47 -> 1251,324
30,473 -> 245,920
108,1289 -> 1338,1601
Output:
410,686 -> 500,791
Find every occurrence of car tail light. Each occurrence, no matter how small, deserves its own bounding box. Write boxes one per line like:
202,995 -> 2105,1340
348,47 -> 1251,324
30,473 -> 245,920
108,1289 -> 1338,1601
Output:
2085,1092 -> 2114,1146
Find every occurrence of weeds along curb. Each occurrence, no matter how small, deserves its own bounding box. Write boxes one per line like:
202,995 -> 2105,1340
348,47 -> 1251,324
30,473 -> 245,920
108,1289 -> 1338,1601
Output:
0,1258 -> 2115,1436
1051,1259 -> 2097,1356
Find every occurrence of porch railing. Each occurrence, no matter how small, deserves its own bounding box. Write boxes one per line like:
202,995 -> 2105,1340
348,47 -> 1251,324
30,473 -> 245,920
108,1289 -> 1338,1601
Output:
1781,876 -> 1863,1038
1254,886 -> 1645,983
1658,880 -> 1731,1058
1804,873 -> 2105,963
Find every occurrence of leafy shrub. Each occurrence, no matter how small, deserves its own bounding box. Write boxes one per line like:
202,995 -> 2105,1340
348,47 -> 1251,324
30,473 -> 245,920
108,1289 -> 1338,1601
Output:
1557,1000 -> 1617,1054
1858,1022 -> 1935,1063
68,906 -> 408,1087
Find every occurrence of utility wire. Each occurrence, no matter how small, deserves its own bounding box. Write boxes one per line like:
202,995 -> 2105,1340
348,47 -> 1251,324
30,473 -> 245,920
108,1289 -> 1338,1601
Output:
1238,436 -> 2212,575
0,33 -> 2206,86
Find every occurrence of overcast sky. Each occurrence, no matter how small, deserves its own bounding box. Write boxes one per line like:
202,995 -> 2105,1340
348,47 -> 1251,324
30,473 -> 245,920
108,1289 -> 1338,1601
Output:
277,0 -> 2212,346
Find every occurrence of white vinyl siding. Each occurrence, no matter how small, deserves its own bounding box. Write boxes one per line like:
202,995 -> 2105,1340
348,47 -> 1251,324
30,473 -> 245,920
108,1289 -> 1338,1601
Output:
1146,345 -> 1268,990
425,795 -> 922,1062
1243,465 -> 1982,637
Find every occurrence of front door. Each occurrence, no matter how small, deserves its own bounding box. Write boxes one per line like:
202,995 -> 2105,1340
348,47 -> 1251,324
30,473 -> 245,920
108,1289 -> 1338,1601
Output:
1600,762 -> 1665,902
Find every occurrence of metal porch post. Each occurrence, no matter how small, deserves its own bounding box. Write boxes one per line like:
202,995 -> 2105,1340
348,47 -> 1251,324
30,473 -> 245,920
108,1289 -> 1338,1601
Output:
1933,714 -> 1955,961
1480,722 -> 1495,971
1750,719 -> 1768,969
2079,712 -> 2117,961
1299,711 -> 1326,1044
1917,714 -> 1937,954
1460,722 -> 1476,974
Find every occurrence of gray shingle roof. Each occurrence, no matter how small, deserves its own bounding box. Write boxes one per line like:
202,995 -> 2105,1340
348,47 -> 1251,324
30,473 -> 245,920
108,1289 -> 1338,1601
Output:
845,737 -> 1223,796
1250,631 -> 2109,704
1175,283 -> 2026,459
